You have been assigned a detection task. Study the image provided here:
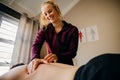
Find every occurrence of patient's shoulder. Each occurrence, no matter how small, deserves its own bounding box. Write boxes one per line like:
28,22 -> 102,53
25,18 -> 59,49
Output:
1,64 -> 27,80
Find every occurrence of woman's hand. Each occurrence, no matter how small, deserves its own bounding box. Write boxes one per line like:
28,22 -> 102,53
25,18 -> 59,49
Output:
27,58 -> 48,74
44,53 -> 58,63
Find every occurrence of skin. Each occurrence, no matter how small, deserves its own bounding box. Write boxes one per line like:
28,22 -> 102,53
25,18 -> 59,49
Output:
41,4 -> 60,24
0,60 -> 79,80
0,65 -> 28,80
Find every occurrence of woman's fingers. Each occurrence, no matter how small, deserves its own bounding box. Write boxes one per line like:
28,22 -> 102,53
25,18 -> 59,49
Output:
32,60 -> 39,72
48,57 -> 57,63
44,53 -> 58,63
44,53 -> 52,60
48,54 -> 57,63
28,59 -> 37,73
27,59 -> 48,74
40,59 -> 48,64
27,60 -> 34,74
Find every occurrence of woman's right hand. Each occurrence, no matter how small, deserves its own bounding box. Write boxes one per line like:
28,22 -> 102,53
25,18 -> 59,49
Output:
27,58 -> 48,74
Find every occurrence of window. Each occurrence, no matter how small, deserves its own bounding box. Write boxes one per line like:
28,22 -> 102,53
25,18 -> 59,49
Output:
0,12 -> 19,75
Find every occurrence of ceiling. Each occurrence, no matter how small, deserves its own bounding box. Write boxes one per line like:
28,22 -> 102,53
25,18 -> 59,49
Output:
0,0 -> 80,17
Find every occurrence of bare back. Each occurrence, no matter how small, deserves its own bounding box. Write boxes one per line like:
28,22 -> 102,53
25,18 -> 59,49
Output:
0,63 -> 79,80
24,63 -> 79,80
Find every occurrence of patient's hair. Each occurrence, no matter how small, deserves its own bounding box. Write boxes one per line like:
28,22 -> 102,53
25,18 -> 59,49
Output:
10,63 -> 24,69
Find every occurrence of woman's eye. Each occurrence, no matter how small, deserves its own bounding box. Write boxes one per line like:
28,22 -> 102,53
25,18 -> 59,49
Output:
44,13 -> 47,16
48,10 -> 52,14
44,10 -> 52,16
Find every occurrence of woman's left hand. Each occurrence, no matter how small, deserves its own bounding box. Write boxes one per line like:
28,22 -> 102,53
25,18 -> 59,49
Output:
44,53 -> 58,63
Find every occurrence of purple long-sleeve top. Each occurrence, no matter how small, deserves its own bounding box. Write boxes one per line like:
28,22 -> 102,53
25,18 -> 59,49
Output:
31,21 -> 79,65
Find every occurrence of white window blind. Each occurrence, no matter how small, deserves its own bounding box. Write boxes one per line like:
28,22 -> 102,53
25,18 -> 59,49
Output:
0,13 -> 19,75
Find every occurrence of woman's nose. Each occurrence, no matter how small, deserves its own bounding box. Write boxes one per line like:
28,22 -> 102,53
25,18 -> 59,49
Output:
47,14 -> 51,18
47,14 -> 51,19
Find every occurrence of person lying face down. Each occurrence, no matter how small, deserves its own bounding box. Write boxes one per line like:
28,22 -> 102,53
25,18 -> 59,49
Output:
0,59 -> 79,80
0,53 -> 120,80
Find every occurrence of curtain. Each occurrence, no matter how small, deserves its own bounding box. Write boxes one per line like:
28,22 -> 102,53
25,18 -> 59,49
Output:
11,13 -> 39,66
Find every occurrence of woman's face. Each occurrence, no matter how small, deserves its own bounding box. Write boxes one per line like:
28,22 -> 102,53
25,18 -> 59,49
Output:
41,4 -> 60,24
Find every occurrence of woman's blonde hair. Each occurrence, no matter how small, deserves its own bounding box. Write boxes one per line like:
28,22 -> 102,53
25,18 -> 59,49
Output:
40,1 -> 62,30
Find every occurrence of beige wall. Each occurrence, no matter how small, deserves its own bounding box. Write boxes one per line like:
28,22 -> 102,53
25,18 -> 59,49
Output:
64,0 -> 120,66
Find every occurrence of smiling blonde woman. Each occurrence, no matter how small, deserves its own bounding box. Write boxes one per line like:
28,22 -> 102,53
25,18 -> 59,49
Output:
29,0 -> 79,74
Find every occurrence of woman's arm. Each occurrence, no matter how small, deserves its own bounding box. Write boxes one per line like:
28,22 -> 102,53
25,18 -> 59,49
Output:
31,30 -> 45,60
